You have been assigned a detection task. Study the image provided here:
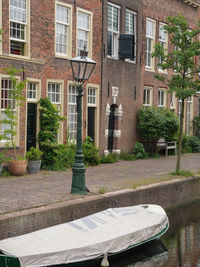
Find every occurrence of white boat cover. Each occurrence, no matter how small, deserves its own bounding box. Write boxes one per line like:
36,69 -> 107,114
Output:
0,204 -> 169,267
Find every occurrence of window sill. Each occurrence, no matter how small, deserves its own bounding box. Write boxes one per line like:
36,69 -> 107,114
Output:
145,67 -> 155,72
55,54 -> 71,60
107,55 -> 119,60
0,54 -> 44,64
125,59 -> 136,64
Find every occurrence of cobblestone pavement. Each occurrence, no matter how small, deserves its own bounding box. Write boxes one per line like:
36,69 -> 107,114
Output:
0,153 -> 200,214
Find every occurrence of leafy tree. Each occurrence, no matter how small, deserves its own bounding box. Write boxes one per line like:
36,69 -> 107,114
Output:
152,14 -> 200,172
137,107 -> 179,152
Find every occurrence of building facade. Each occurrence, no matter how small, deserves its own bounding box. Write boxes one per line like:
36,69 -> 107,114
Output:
141,0 -> 200,137
100,0 -> 143,155
0,0 -> 200,157
0,0 -> 101,156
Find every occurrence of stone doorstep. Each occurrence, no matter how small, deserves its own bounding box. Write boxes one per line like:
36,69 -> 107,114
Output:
0,177 -> 200,240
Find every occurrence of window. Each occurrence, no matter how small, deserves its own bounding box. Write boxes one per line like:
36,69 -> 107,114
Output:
10,0 -> 28,56
77,10 -> 91,56
178,98 -> 182,122
87,86 -> 98,144
1,79 -> 15,139
158,89 -> 166,107
125,9 -> 137,62
170,92 -> 176,110
56,3 -> 71,57
68,84 -> 77,141
143,87 -> 152,106
27,82 -> 37,101
158,23 -> 167,71
107,3 -> 120,58
47,81 -> 63,143
186,97 -> 192,135
145,18 -> 155,69
48,83 -> 61,104
88,87 -> 96,105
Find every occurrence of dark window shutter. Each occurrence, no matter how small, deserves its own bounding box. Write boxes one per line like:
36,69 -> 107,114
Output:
119,34 -> 135,60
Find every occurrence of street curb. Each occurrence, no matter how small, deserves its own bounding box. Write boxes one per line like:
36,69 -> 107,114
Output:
0,176 -> 199,240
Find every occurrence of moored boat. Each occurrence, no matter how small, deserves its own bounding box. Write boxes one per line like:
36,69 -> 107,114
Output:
0,204 -> 169,267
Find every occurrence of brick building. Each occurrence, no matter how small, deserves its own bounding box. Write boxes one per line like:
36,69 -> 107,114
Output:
100,0 -> 143,155
141,0 -> 200,136
0,0 -> 200,157
0,0 -> 101,156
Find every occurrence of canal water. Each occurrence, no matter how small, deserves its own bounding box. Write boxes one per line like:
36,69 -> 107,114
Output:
110,201 -> 200,267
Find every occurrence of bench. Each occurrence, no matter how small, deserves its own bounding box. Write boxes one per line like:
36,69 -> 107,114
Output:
157,137 -> 177,156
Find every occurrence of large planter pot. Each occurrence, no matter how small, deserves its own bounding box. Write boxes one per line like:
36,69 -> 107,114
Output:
8,160 -> 27,176
27,160 -> 41,174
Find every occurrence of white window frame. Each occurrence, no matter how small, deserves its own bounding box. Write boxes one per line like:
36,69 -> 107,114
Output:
145,18 -> 156,70
77,8 -> 92,58
27,82 -> 38,101
47,80 -> 64,144
0,75 -> 20,146
158,89 -> 166,107
9,0 -> 30,57
178,98 -> 182,122
143,87 -> 153,106
67,83 -> 77,142
107,2 -> 120,59
170,92 -> 176,110
158,23 -> 167,72
55,1 -> 72,58
125,9 -> 137,63
186,97 -> 193,135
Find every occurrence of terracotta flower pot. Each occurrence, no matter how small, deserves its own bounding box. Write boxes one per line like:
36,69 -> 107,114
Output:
8,160 -> 27,176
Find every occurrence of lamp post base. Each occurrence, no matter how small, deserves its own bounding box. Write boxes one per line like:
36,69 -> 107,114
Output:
71,163 -> 87,195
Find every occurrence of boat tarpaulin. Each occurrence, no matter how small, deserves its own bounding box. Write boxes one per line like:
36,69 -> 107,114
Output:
0,204 -> 169,267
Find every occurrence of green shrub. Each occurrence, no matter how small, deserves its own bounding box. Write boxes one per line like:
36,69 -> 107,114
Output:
137,107 -> 179,152
82,136 -> 100,166
38,98 -> 66,169
132,142 -> 148,159
53,144 -> 76,170
193,116 -> 200,137
119,150 -> 136,161
185,135 -> 200,153
100,154 -> 118,164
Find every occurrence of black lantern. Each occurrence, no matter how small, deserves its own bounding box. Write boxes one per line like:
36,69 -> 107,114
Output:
70,50 -> 96,83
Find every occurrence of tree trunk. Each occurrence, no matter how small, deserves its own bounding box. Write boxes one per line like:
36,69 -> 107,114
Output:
176,99 -> 185,173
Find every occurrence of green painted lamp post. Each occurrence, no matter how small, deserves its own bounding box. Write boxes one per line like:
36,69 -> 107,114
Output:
69,50 -> 96,195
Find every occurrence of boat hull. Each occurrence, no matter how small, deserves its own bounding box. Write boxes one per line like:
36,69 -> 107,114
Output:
0,239 -> 167,267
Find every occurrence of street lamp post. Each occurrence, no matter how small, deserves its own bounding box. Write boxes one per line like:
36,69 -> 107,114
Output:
69,50 -> 96,195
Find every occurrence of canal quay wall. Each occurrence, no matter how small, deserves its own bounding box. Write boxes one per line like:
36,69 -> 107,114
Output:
0,176 -> 200,240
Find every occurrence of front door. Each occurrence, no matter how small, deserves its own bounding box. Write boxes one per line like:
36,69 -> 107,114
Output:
27,103 -> 37,151
108,105 -> 115,152
87,107 -> 95,142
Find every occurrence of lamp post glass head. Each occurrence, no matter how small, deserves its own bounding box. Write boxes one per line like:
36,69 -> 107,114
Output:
69,50 -> 97,84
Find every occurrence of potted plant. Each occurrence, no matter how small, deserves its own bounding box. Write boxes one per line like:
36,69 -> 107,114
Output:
26,147 -> 43,174
0,68 -> 27,176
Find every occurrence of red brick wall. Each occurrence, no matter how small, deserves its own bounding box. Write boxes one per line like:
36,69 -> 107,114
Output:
0,0 -> 102,156
141,0 -> 200,133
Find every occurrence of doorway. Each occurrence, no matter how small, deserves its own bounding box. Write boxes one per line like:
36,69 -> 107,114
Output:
108,104 -> 116,152
87,107 -> 95,142
26,103 -> 37,151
